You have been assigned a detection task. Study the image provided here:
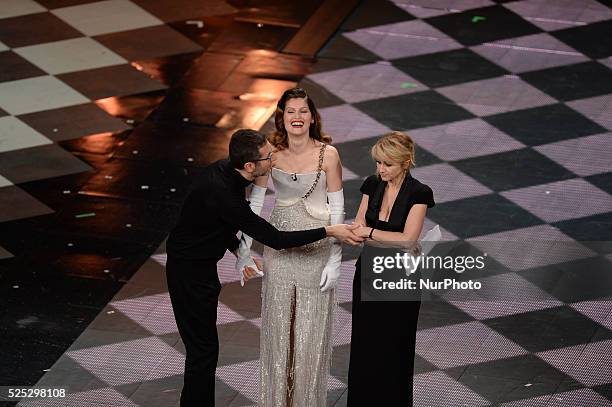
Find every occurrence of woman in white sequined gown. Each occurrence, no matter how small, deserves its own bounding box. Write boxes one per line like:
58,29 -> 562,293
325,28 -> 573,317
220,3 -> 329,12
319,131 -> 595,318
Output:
242,88 -> 344,406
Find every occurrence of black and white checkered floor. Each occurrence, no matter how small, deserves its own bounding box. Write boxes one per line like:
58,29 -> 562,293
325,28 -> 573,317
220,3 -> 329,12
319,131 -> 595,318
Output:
1,0 -> 611,406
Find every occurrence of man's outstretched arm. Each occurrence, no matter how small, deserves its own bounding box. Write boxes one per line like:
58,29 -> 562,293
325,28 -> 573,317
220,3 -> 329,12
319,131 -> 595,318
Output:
220,196 -> 363,250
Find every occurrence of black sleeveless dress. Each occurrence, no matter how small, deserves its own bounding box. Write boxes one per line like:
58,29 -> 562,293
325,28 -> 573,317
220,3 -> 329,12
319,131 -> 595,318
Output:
347,173 -> 435,406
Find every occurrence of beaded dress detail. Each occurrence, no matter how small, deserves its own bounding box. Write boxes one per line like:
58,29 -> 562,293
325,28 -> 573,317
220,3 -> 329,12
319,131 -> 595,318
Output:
259,146 -> 334,406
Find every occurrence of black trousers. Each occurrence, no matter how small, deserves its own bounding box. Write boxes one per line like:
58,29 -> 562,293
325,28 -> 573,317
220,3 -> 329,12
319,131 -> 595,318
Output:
166,256 -> 221,407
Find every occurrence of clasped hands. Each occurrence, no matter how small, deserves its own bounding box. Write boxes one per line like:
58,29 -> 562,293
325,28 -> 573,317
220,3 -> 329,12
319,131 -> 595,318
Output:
329,223 -> 374,242
242,223 -> 366,284
347,224 -> 373,239
324,223 -> 365,245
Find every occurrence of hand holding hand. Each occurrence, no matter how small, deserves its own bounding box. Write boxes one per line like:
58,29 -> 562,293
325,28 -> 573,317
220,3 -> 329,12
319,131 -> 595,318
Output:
352,225 -> 372,239
325,224 -> 364,245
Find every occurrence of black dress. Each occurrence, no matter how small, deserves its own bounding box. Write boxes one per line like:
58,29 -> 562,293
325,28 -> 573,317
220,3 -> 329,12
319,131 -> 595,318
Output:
347,173 -> 435,407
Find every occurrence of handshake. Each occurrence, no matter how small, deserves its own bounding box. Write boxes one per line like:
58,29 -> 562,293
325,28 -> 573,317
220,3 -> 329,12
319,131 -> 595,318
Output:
324,223 -> 365,245
241,224 -> 364,285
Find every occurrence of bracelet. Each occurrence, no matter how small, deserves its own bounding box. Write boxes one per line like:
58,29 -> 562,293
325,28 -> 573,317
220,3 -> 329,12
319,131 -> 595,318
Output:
368,228 -> 375,240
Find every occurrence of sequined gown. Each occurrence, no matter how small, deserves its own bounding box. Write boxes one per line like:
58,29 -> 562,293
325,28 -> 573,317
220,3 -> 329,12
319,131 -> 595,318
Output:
260,167 -> 334,407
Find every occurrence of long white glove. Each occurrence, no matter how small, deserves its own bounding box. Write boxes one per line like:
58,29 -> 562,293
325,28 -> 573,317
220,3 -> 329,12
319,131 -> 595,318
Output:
236,184 -> 266,286
320,189 -> 344,292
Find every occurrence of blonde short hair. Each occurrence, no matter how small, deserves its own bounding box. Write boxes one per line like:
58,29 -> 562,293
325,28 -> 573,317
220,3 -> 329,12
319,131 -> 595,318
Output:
371,131 -> 415,168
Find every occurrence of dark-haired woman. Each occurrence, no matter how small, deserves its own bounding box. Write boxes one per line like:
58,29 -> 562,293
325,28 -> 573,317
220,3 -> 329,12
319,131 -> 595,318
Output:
239,88 -> 344,406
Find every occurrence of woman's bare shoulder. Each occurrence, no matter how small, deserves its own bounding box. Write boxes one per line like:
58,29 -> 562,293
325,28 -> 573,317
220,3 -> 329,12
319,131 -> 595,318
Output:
323,144 -> 340,163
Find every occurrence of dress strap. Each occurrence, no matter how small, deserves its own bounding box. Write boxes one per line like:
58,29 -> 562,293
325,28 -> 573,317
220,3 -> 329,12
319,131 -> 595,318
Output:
302,143 -> 326,200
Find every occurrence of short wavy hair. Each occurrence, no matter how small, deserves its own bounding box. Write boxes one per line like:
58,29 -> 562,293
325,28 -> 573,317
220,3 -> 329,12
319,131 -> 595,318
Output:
371,131 -> 416,169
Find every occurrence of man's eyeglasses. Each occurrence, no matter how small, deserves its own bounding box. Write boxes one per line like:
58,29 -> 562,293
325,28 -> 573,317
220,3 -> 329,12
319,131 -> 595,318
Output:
252,152 -> 273,162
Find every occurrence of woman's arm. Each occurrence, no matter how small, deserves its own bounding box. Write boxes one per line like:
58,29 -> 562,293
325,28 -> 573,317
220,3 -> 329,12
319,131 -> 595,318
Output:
320,145 -> 345,291
324,145 -> 342,192
355,204 -> 428,248
253,173 -> 269,188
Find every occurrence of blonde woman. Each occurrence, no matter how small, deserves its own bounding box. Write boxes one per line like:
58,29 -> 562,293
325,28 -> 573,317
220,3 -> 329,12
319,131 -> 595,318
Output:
240,88 -> 344,406
347,132 -> 435,406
